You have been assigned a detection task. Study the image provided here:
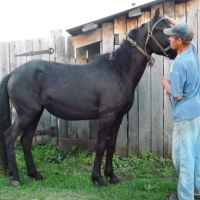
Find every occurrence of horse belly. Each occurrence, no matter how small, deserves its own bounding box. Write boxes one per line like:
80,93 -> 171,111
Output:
42,94 -> 99,120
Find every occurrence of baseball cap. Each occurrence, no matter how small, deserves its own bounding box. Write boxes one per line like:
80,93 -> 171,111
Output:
163,23 -> 194,41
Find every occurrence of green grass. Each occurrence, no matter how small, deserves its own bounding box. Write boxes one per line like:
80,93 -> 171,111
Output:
0,142 -> 178,200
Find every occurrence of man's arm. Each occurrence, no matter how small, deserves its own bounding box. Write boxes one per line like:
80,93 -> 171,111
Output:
162,78 -> 182,101
166,17 -> 179,26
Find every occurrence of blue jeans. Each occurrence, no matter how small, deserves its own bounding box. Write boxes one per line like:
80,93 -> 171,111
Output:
172,115 -> 200,200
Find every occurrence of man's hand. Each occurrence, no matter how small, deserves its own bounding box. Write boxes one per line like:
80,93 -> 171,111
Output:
162,78 -> 182,101
162,78 -> 172,95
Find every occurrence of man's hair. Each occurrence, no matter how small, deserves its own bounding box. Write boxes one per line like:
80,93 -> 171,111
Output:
174,36 -> 191,45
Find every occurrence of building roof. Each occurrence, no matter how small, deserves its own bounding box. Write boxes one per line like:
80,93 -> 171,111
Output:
66,0 -> 159,36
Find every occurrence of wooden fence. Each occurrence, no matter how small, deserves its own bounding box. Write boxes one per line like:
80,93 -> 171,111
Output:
0,0 -> 199,157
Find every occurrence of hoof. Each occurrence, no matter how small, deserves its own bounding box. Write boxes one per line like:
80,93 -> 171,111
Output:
92,177 -> 107,187
98,181 -> 108,187
28,172 -> 43,181
110,176 -> 120,184
10,180 -> 20,187
34,173 -> 44,181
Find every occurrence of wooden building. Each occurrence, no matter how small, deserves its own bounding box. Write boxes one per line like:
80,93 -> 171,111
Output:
0,0 -> 197,157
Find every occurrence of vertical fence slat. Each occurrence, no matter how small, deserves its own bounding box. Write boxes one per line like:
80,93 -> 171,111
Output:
102,23 -> 114,53
163,0 -> 175,157
0,42 -> 9,80
137,11 -> 151,155
49,30 -> 59,134
56,34 -> 69,140
126,18 -> 139,155
9,41 -> 17,123
15,40 -> 27,66
175,2 -> 186,22
26,40 -> 33,62
114,16 -> 128,157
151,4 -> 164,156
186,0 -> 198,47
65,36 -> 77,139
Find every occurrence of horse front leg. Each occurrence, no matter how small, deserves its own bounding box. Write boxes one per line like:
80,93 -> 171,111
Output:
92,114 -> 116,187
104,116 -> 123,184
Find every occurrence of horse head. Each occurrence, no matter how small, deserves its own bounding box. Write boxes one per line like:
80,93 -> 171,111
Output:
128,8 -> 177,60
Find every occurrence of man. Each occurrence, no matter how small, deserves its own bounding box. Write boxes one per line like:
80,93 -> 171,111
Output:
162,18 -> 200,200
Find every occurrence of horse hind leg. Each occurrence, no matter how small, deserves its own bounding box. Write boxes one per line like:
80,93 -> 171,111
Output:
20,107 -> 44,181
104,116 -> 123,184
4,121 -> 23,187
5,105 -> 43,187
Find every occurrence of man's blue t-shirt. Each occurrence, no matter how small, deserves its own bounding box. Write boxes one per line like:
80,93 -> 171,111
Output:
170,43 -> 200,122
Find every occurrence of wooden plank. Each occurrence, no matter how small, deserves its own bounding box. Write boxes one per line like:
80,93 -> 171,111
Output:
0,42 -> 9,80
163,0 -> 175,157
114,15 -> 128,157
76,46 -> 90,139
55,35 -> 66,63
127,18 -> 138,33
65,36 -> 76,64
49,30 -> 57,62
9,42 -> 17,73
9,41 -> 17,123
114,15 -> 126,49
151,4 -> 164,156
137,11 -> 151,155
49,30 -> 59,131
26,40 -> 33,62
72,28 -> 102,49
126,18 -> 139,155
15,40 -> 27,67
102,23 -> 114,53
175,2 -> 186,22
32,38 -> 49,60
64,36 -> 77,140
54,34 -> 69,139
186,0 -> 198,47
50,30 -> 65,144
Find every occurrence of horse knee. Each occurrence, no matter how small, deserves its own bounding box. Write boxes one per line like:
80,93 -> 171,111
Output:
95,144 -> 106,155
20,136 -> 32,151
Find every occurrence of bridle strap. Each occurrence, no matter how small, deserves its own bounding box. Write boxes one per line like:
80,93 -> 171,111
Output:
127,37 -> 155,66
145,17 -> 171,56
127,17 -> 171,66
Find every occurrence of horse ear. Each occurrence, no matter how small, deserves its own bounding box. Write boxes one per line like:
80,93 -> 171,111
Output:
128,27 -> 139,40
152,8 -> 160,22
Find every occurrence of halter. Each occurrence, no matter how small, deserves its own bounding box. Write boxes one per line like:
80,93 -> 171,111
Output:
128,17 -> 171,67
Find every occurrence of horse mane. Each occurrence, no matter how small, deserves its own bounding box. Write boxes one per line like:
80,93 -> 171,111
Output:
92,40 -> 133,72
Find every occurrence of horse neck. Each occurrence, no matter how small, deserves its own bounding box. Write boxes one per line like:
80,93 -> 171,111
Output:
127,38 -> 150,90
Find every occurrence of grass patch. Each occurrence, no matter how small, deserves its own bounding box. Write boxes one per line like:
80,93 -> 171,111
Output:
0,141 -> 178,200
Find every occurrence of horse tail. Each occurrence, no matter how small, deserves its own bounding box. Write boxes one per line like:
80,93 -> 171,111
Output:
0,73 -> 12,174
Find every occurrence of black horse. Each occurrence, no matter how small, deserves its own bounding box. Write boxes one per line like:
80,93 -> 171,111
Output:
0,8 -> 176,187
